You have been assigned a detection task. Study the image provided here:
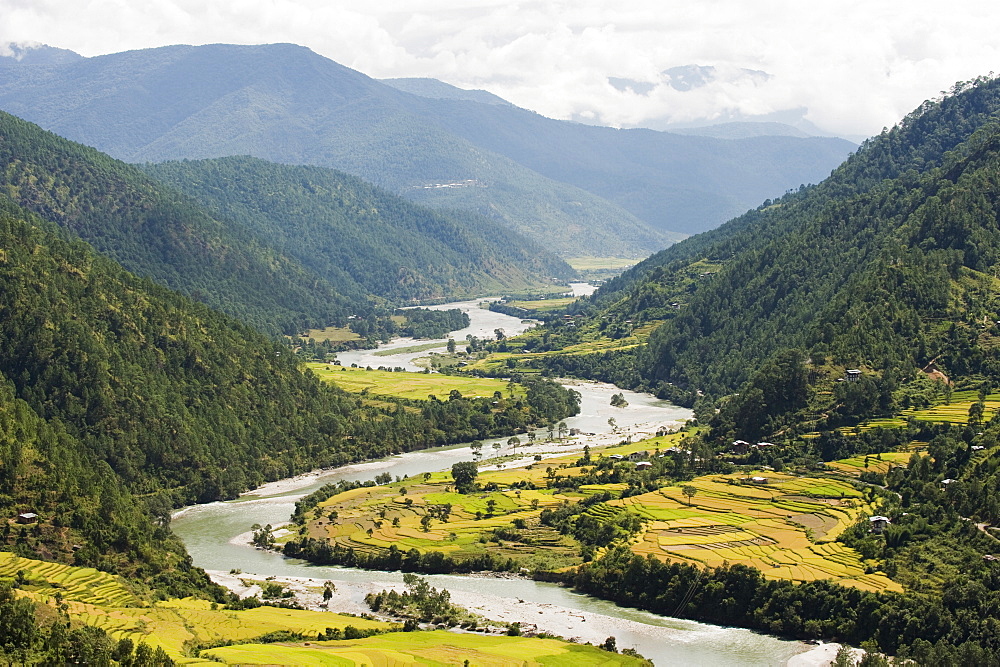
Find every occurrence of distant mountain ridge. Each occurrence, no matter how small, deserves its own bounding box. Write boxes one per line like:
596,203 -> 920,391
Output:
0,43 -> 854,247
381,77 -> 513,106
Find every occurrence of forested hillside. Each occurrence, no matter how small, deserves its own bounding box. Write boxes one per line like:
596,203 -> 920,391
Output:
0,112 -> 569,338
568,77 -> 1000,416
142,156 -> 573,302
0,110 -> 353,335
0,195 -> 579,591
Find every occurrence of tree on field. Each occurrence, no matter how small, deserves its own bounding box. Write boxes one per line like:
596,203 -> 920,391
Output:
470,441 -> 483,459
451,461 -> 479,493
507,436 -> 520,454
682,486 -> 698,506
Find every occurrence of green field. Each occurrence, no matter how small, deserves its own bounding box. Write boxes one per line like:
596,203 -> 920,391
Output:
373,341 -> 447,357
301,432 -> 903,593
860,390 -> 1000,430
302,325 -> 362,343
307,364 -> 522,400
463,323 -> 658,376
204,630 -> 646,666
504,297 -> 578,312
2,553 -> 394,664
565,257 -> 639,271
1,553 -> 637,665
303,433 -> 684,571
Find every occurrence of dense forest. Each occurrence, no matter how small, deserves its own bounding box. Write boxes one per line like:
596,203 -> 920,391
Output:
142,157 -> 574,302
0,194 -> 578,593
544,77 -> 1000,419
0,112 -> 571,338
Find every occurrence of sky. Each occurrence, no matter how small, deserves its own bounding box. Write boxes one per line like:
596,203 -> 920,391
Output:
1,0 -> 997,138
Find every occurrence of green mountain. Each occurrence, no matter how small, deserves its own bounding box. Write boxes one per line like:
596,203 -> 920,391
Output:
0,112 -> 568,336
0,43 -> 853,251
141,156 -> 574,302
0,191 -> 579,591
560,77 -> 1000,416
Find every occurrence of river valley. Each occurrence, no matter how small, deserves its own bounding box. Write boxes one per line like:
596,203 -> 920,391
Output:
172,295 -> 825,666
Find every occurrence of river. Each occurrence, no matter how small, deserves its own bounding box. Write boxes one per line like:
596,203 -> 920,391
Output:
172,293 -> 818,666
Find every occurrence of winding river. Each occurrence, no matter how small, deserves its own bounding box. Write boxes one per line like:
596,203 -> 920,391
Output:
172,293 -> 816,666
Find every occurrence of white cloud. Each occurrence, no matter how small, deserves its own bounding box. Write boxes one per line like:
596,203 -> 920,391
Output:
1,0 -> 997,137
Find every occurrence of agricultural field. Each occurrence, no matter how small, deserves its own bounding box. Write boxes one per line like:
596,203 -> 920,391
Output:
860,390 -> 1000,429
0,552 -> 139,607
825,451 -> 917,477
615,472 -> 901,593
462,323 -> 658,376
300,429 -> 907,593
565,257 -> 639,272
203,630 -> 646,666
305,465 -> 585,572
307,363 -> 523,401
303,433 -> 692,571
302,325 -> 362,343
373,341 -> 445,357
2,553 -> 393,664
503,297 -> 579,312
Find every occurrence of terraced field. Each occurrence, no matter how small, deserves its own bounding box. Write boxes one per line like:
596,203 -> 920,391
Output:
503,297 -> 578,312
861,390 -> 1000,429
825,451 -> 916,477
61,598 -> 390,663
302,325 -> 362,343
308,469 -> 584,571
2,553 -> 393,664
307,363 -> 522,400
0,552 -> 138,607
203,630 -> 645,666
613,472 -> 901,592
306,434 -> 691,570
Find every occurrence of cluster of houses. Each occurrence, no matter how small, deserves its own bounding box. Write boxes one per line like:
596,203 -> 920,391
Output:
605,448 -> 692,470
730,440 -> 777,455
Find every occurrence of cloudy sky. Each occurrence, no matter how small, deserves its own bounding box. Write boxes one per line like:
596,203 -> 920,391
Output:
1,0 -> 997,138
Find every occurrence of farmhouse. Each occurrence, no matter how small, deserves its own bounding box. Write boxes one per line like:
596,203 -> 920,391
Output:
627,451 -> 649,461
16,512 -> 38,524
635,461 -> 653,470
845,369 -> 862,382
751,476 -> 769,484
869,516 -> 891,534
731,440 -> 751,454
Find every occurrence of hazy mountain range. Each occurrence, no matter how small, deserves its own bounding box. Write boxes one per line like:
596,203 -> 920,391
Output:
0,42 -> 855,255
